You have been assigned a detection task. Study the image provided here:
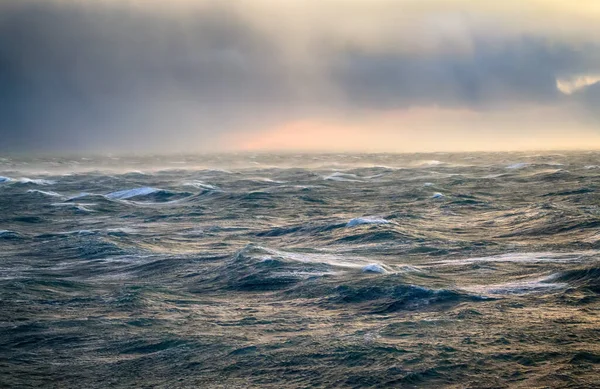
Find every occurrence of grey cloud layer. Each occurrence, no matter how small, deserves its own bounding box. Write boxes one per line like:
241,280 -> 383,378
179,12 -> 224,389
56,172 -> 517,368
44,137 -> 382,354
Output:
1,1 -> 599,152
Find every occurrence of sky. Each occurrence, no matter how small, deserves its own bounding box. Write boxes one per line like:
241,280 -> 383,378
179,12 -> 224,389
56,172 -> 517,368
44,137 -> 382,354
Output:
2,0 -> 600,153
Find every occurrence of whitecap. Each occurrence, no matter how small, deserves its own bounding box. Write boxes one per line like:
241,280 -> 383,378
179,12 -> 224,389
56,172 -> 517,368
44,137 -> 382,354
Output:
18,178 -> 56,185
0,176 -> 11,183
419,160 -> 444,166
67,192 -> 94,200
0,230 -> 20,239
51,203 -> 96,212
506,163 -> 528,170
423,182 -> 435,187
105,187 -> 159,200
27,189 -> 64,198
106,227 -> 137,235
347,217 -> 391,227
431,192 -> 444,199
182,181 -> 221,191
462,274 -> 566,295
481,173 -> 507,179
433,252 -> 593,266
362,263 -> 387,273
250,177 -> 286,184
323,172 -> 362,182
246,246 -> 377,270
56,230 -> 97,236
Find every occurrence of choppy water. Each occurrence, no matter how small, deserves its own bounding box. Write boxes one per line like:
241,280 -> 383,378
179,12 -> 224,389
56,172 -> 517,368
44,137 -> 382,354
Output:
2,152 -> 600,388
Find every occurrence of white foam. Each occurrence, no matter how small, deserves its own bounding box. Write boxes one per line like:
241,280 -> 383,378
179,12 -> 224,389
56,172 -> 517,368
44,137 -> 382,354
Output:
585,165 -> 600,169
323,172 -> 362,182
463,274 -> 566,295
0,176 -> 11,183
106,227 -> 137,234
27,189 -> 63,197
19,178 -> 56,185
182,181 -> 220,191
56,230 -> 97,236
51,203 -> 95,212
68,192 -> 93,200
362,263 -> 387,273
251,246 -> 375,270
105,187 -> 159,200
506,163 -> 528,169
347,217 -> 391,227
250,177 -> 286,184
481,173 -> 507,179
419,160 -> 443,166
433,252 -> 592,266
431,192 -> 444,199
423,182 -> 434,187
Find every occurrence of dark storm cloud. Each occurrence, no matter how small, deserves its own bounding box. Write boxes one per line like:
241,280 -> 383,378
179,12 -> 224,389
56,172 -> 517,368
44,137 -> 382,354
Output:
0,1 -> 294,151
332,38 -> 600,110
1,0 -> 600,152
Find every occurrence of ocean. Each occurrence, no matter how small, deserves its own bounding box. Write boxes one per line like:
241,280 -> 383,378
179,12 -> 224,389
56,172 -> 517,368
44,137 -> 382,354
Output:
1,152 -> 600,388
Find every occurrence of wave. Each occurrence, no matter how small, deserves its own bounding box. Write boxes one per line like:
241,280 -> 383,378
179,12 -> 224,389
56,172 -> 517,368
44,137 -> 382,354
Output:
50,203 -> 96,212
27,189 -> 64,198
104,187 -> 193,202
553,267 -> 600,293
211,245 -> 335,291
312,281 -> 485,313
347,217 -> 391,227
0,176 -> 11,183
506,163 -> 528,169
462,274 -> 566,295
323,172 -> 362,182
17,178 -> 56,185
30,235 -> 132,260
207,245 -> 397,291
362,263 -> 387,273
335,229 -> 409,244
105,187 -> 161,200
181,181 -> 221,191
0,230 -> 22,240
255,221 -> 345,237
432,252 -> 594,266
418,160 -> 444,167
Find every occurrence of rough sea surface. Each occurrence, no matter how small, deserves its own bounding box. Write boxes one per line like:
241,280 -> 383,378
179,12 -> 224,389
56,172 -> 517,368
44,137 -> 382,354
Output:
2,152 -> 600,388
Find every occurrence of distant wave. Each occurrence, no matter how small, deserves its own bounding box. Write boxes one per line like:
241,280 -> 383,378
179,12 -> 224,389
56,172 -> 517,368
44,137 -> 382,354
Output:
50,203 -> 96,212
0,230 -> 21,240
347,217 -> 391,227
362,263 -> 387,273
104,187 -> 193,202
462,274 -> 566,295
27,189 -> 64,198
433,252 -> 594,266
416,160 -> 445,167
105,187 -> 160,200
181,181 -> 221,191
319,282 -> 484,313
506,163 -> 528,169
17,178 -> 56,185
323,172 -> 362,182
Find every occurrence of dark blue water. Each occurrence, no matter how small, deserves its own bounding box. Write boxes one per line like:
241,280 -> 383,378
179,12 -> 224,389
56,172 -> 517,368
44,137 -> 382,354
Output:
2,152 -> 600,388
